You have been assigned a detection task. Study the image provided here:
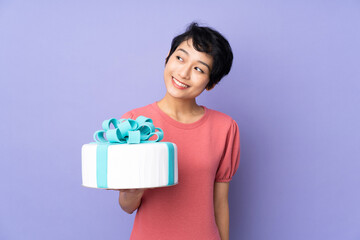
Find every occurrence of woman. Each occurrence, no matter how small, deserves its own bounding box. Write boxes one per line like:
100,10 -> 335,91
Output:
119,22 -> 240,240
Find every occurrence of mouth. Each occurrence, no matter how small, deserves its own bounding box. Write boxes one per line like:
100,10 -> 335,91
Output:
172,77 -> 190,89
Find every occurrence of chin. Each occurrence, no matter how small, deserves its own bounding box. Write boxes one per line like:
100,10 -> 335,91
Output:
166,90 -> 187,100
167,91 -> 184,99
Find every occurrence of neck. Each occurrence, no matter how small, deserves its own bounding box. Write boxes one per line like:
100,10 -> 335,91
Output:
157,92 -> 202,116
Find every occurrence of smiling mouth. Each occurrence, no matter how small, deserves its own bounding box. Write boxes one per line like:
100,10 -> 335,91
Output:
172,77 -> 190,88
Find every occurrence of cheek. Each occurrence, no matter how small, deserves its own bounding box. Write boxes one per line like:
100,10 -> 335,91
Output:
164,64 -> 173,79
195,75 -> 210,87
164,62 -> 176,75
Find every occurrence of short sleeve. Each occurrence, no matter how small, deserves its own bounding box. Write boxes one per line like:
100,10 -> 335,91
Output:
215,120 -> 240,182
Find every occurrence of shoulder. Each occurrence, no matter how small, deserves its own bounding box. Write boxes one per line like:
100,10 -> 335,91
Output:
206,107 -> 237,127
126,103 -> 153,114
121,103 -> 155,119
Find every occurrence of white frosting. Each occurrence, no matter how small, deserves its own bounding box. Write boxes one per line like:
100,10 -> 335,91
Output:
82,142 -> 178,189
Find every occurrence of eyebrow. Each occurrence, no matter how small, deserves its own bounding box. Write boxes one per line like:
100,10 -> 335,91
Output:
177,48 -> 211,71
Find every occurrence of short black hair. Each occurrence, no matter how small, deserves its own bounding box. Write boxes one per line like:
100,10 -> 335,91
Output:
165,22 -> 233,90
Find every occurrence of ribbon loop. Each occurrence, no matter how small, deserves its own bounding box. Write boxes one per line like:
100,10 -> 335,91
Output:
94,130 -> 107,142
93,116 -> 164,144
102,118 -> 119,131
106,129 -> 122,143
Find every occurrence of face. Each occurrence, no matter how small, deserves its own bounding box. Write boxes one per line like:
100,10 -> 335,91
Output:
163,38 -> 213,100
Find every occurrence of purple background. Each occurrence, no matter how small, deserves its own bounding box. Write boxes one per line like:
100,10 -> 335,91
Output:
1,1 -> 359,239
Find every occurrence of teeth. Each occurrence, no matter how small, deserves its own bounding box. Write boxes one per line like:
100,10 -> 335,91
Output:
173,77 -> 189,88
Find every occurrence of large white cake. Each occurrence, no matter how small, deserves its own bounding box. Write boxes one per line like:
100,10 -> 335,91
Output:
82,142 -> 178,189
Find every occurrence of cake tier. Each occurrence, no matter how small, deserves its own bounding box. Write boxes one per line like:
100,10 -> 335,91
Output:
82,142 -> 178,189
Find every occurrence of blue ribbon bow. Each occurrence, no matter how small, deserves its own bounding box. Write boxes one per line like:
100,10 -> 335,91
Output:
93,116 -> 163,144
91,116 -> 174,189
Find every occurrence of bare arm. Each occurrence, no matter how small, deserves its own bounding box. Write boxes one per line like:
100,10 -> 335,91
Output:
214,182 -> 230,240
118,189 -> 145,214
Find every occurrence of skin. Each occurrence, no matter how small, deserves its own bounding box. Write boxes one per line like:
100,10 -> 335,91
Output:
214,182 -> 230,240
118,38 -> 230,240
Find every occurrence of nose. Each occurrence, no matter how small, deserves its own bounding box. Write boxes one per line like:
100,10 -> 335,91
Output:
178,65 -> 191,80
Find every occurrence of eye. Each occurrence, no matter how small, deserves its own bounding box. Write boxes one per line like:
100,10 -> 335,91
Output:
195,67 -> 204,73
176,56 -> 183,62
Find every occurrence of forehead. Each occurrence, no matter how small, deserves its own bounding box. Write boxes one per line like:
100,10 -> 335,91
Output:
176,39 -> 213,66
